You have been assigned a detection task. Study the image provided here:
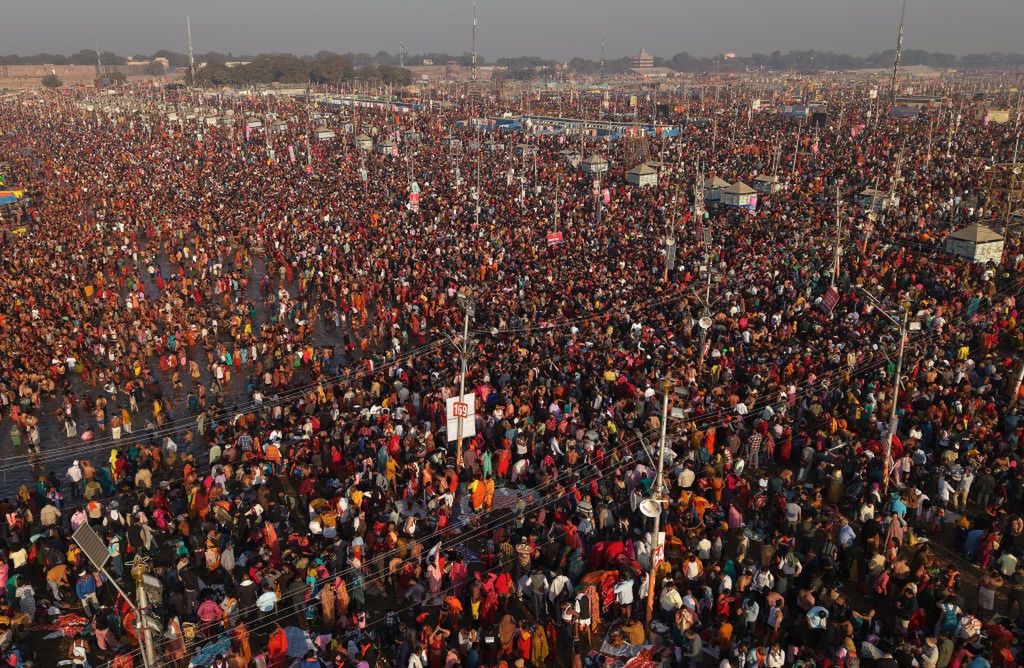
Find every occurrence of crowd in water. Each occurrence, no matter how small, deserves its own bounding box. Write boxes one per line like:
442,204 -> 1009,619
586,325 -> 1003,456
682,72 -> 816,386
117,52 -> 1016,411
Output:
0,77 -> 1021,668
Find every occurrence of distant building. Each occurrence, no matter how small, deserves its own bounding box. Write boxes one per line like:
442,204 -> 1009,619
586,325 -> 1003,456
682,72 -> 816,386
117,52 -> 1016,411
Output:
628,67 -> 675,80
0,64 -> 99,89
632,48 -> 654,69
422,58 -> 433,66
111,57 -> 169,76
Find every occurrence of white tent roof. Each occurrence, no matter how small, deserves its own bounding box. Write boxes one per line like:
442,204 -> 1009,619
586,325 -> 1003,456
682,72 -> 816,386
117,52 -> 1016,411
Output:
628,164 -> 658,176
723,181 -> 756,195
949,223 -> 1004,243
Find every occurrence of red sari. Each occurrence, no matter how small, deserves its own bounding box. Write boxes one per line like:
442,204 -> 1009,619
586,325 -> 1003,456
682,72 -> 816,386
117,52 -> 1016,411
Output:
496,447 -> 511,479
267,626 -> 289,668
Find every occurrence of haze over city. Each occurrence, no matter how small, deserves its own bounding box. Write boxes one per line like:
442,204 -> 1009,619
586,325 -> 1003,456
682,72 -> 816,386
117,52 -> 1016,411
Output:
2,0 -> 1023,60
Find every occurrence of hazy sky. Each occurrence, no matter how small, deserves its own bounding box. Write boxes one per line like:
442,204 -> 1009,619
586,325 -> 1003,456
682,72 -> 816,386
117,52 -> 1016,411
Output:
2,0 -> 1022,60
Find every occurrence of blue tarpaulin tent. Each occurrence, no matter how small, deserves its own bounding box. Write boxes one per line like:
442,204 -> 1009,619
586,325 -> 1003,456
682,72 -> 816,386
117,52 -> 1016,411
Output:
284,626 -> 313,657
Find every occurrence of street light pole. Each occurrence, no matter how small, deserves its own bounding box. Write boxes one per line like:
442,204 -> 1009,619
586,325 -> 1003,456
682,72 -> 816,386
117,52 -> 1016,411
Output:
456,296 -> 473,469
132,556 -> 158,668
644,377 -> 670,637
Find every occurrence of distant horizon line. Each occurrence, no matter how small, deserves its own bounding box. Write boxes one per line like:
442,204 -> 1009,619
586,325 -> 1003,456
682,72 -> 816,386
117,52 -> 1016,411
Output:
4,46 -> 1024,63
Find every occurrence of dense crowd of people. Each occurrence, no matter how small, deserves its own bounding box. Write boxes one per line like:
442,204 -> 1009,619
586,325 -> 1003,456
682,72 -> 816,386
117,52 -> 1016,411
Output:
0,76 -> 1021,668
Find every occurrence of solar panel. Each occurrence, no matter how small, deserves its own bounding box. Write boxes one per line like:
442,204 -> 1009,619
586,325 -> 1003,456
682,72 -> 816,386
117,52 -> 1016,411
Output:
72,523 -> 110,570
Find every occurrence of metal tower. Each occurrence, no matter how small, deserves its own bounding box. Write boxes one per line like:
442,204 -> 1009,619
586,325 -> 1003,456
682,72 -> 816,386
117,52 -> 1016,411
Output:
187,16 -> 196,86
889,0 -> 906,106
600,34 -> 606,81
471,2 -> 478,82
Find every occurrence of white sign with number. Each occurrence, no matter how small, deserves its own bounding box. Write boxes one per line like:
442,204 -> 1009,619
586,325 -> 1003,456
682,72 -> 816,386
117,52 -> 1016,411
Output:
445,394 -> 477,442
652,531 -> 667,569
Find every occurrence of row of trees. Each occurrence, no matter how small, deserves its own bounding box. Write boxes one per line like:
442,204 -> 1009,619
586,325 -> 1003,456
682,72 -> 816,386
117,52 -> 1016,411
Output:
194,54 -> 412,87
5,48 -> 1024,76
0,49 -> 126,66
569,49 -> 1024,74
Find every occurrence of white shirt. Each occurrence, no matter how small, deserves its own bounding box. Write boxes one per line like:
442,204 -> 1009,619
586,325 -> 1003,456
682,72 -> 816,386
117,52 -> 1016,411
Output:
256,590 -> 277,613
548,574 -> 570,602
613,580 -> 634,605
661,587 -> 683,612
719,573 -> 733,592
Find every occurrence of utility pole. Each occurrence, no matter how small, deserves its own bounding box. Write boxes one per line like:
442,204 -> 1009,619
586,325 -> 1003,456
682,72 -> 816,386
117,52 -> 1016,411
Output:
186,16 -> 196,88
858,287 -> 911,494
865,178 -> 880,253
868,146 -> 903,252
884,304 -> 909,493
791,116 -> 802,174
695,168 -> 713,373
600,34 -> 606,83
305,81 -> 313,166
471,1 -> 478,82
455,294 -> 474,469
889,0 -> 906,108
553,168 -> 561,230
474,146 -> 481,226
999,94 -> 1024,248
1012,91 -> 1023,166
132,556 -> 158,668
831,184 -> 842,288
664,187 -> 678,283
946,102 -> 963,157
925,112 -> 935,170
644,376 -> 671,638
